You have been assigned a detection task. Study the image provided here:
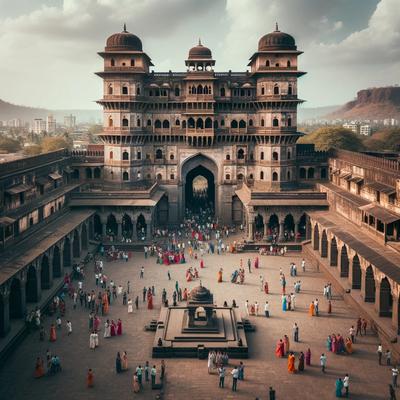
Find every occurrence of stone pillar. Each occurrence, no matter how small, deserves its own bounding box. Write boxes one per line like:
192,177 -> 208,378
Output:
374,279 -> 381,314
306,218 -> 311,240
0,286 -> 10,337
20,277 -> 27,318
35,265 -> 42,302
263,221 -> 268,239
248,221 -> 254,241
294,223 -> 299,242
146,220 -> 151,240
117,223 -> 122,240
131,214 -> 138,241
48,254 -> 54,289
279,222 -> 285,241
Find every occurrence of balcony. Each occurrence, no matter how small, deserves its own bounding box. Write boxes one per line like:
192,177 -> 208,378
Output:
186,128 -> 214,135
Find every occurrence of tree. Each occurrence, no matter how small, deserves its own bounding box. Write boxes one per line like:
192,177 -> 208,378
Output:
363,128 -> 400,152
298,126 -> 365,151
41,137 -> 71,153
23,145 -> 42,156
0,137 -> 21,153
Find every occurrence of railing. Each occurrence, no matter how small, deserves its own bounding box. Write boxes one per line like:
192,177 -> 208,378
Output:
0,149 -> 69,177
330,149 -> 400,172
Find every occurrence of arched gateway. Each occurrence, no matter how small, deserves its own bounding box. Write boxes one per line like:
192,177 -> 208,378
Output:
181,154 -> 218,216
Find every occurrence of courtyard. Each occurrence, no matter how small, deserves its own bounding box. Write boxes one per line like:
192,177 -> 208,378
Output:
0,246 -> 391,400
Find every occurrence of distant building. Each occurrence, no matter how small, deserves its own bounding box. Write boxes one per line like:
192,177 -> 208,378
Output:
359,124 -> 372,136
46,115 -> 56,133
343,122 -> 359,133
6,119 -> 22,128
32,118 -> 46,134
64,114 -> 76,128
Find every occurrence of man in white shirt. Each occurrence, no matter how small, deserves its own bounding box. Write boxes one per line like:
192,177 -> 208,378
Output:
343,373 -> 349,397
264,301 -> 270,318
231,366 -> 239,392
66,320 -> 72,335
377,344 -> 383,365
392,365 -> 399,388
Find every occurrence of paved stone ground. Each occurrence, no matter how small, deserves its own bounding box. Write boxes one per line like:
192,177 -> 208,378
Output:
0,248 -> 392,400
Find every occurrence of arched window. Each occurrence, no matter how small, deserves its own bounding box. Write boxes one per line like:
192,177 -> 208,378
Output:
261,87 -> 265,95
272,151 -> 279,161
226,154 -> 231,160
288,84 -> 293,95
287,60 -> 291,67
130,59 -> 135,66
122,118 -> 129,127
122,86 -> 128,95
287,171 -> 291,180
182,120 -> 187,128
188,118 -> 195,128
261,119 -> 265,127
205,118 -> 212,128
225,174 -> 230,180
147,119 -> 151,126
237,149 -> 245,159
155,120 -> 161,129
137,151 -> 141,160
220,87 -> 226,97
191,85 -> 196,94
260,171 -> 264,180
196,118 -> 204,129
275,62 -> 280,67
287,150 -> 291,160
136,87 -> 141,95
237,173 -> 244,180
204,86 -> 209,95
272,172 -> 278,181
197,84 -> 203,94
155,149 -> 163,159
249,119 -> 253,126
239,120 -> 246,128
249,174 -> 254,179
308,168 -> 315,179
231,120 -> 238,129
260,151 -> 264,160
122,171 -> 129,181
157,173 -> 162,180
155,89 -> 160,96
108,116 -> 113,127
175,119 -> 180,126
250,152 -> 254,160
287,117 -> 292,127
169,153 -> 175,160
214,120 -> 219,129
137,118 -> 141,127
108,85 -> 113,95
109,151 -> 113,159
266,60 -> 270,67
273,118 -> 279,127
299,167 -> 306,179
170,173 -> 175,180
110,58 -> 115,66
274,85 -> 280,95
221,119 -> 225,127
122,151 -> 129,160
162,120 -> 170,129
175,87 -> 180,96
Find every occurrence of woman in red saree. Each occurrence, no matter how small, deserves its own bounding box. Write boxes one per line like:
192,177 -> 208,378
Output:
34,357 -> 45,378
264,281 -> 269,294
200,259 -> 204,269
254,257 -> 259,269
117,319 -> 122,335
183,288 -> 188,301
217,268 -> 223,283
49,324 -> 57,342
275,339 -> 284,358
87,369 -> 94,388
147,290 -> 153,309
110,320 -> 116,336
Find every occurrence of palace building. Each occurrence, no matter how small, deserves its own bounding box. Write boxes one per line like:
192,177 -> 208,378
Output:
0,25 -> 399,362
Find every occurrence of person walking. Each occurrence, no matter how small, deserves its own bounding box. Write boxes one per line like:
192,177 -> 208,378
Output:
140,266 -> 144,279
320,353 -> 327,373
377,343 -> 383,365
293,323 -> 299,342
386,349 -> 392,366
389,384 -> 397,400
231,366 -> 239,392
151,365 -> 157,387
392,365 -> 399,388
264,301 -> 270,318
349,326 -> 355,344
218,366 -> 226,388
343,373 -> 349,397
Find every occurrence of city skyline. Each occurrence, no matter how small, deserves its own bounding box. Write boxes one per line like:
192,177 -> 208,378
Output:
0,0 -> 399,110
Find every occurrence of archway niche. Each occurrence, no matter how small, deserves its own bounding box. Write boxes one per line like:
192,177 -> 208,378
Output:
364,266 -> 376,302
352,255 -> 361,289
106,214 -> 118,236
81,224 -> 88,250
379,277 -> 393,317
94,214 -> 102,236
340,246 -> 349,277
185,166 -> 215,214
136,214 -> 147,240
63,238 -> 71,267
53,246 -> 61,278
122,214 -> 133,239
255,214 -> 264,237
9,278 -> 23,318
72,229 -> 80,258
330,237 -> 338,266
40,255 -> 51,290
320,230 -> 328,257
26,265 -> 38,302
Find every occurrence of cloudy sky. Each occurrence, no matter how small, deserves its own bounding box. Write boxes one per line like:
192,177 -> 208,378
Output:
0,0 -> 399,110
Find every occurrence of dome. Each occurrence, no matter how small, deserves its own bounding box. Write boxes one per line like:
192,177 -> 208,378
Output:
188,39 -> 212,59
106,24 -> 143,51
258,23 -> 296,51
189,284 -> 213,303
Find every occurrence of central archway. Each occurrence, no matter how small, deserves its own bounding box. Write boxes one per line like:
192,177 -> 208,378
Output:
181,154 -> 218,217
